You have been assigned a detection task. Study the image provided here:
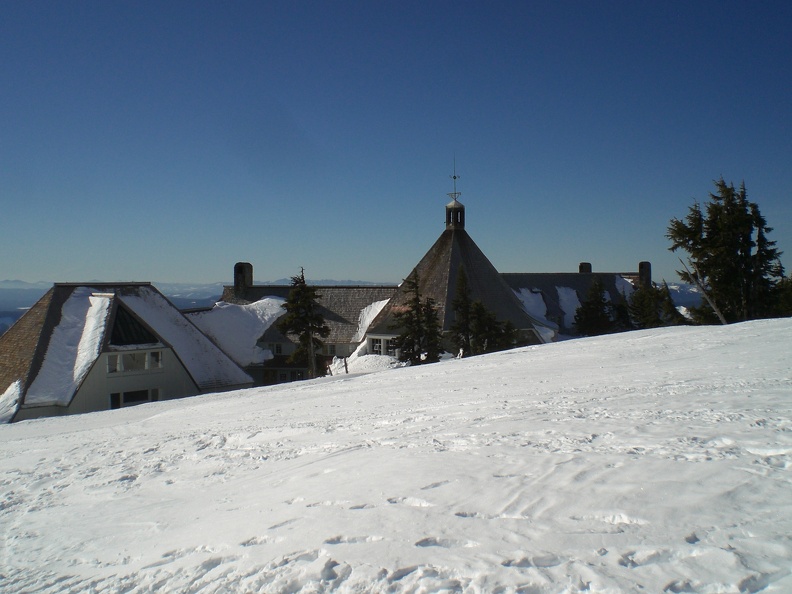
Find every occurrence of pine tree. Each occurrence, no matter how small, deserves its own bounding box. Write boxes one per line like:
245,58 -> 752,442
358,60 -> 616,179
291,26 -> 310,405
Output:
666,179 -> 784,323
627,282 -> 685,329
420,297 -> 443,364
468,301 -> 518,354
450,268 -> 472,356
391,272 -> 423,365
774,274 -> 792,317
469,301 -> 494,354
658,282 -> 687,325
277,268 -> 330,379
574,278 -> 614,336
611,291 -> 633,332
628,284 -> 663,329
392,272 -> 443,365
450,269 -> 518,356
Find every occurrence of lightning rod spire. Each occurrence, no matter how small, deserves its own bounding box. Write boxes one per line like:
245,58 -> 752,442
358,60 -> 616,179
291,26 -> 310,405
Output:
448,156 -> 461,202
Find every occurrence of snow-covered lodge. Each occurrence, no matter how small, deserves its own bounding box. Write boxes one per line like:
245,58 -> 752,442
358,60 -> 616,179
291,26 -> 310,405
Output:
0,284 -> 252,423
196,194 -> 650,382
1,190 -> 651,422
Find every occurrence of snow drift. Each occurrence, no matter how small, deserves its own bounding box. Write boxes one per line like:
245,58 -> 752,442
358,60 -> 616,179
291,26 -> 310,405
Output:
1,319 -> 790,593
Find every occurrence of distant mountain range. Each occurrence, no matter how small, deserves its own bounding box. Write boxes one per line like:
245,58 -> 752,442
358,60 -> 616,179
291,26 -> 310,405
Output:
0,279 -> 702,336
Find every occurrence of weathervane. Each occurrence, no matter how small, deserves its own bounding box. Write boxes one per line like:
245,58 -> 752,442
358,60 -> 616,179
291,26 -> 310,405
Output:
448,156 -> 461,203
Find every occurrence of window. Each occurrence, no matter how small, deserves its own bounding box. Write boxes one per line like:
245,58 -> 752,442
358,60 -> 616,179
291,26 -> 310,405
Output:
122,352 -> 147,372
269,343 -> 283,355
386,339 -> 396,357
372,338 -> 382,355
109,388 -> 160,409
328,344 -> 336,356
110,305 -> 158,346
108,351 -> 163,374
123,390 -> 149,405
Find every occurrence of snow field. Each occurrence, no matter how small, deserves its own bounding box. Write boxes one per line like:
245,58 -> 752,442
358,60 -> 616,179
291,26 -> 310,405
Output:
1,319 -> 791,593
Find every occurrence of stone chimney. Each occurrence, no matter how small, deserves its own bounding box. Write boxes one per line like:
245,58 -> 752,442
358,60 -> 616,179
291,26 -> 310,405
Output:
638,261 -> 652,288
234,262 -> 253,297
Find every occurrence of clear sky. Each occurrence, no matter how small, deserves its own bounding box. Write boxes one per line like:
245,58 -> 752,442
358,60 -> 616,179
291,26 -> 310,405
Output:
2,1 -> 791,285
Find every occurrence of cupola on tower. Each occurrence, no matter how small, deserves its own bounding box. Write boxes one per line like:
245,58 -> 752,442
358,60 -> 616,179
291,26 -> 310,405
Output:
445,169 -> 465,229
365,165 -> 545,348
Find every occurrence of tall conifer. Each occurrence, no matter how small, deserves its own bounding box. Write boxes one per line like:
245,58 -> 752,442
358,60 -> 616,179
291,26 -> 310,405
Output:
450,268 -> 472,356
277,268 -> 330,378
574,278 -> 614,336
667,179 -> 784,323
392,272 -> 443,365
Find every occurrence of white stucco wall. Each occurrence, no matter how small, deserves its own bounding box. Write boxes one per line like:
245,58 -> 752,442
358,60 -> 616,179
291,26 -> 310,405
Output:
14,348 -> 199,421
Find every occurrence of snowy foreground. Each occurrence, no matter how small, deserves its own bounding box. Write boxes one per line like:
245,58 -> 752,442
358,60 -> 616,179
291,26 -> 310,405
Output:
2,320 -> 791,593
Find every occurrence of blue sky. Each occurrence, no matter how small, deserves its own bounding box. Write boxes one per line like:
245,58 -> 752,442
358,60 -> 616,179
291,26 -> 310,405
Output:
2,1 -> 791,285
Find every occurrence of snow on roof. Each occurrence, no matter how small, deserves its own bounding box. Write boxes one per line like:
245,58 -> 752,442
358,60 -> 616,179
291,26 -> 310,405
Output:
119,287 -> 252,390
352,299 -> 389,343
513,288 -> 557,343
556,286 -> 581,331
615,275 -> 636,296
0,380 -> 21,423
25,290 -> 111,407
187,298 -> 286,367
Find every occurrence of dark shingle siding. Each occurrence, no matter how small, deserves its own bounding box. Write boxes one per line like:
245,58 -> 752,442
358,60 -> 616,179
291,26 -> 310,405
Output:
368,229 -> 543,343
0,288 -> 56,397
502,272 -> 635,331
220,284 -> 397,345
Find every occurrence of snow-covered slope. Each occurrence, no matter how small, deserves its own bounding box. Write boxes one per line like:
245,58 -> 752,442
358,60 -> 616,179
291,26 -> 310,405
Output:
1,319 -> 790,593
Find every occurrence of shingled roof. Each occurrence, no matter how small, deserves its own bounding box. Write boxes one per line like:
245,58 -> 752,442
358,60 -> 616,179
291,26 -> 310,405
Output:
503,265 -> 649,334
366,199 -> 544,344
222,279 -> 396,345
0,283 -> 252,421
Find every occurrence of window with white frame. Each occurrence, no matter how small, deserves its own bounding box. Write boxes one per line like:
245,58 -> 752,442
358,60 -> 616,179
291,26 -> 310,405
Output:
107,350 -> 164,374
372,338 -> 382,355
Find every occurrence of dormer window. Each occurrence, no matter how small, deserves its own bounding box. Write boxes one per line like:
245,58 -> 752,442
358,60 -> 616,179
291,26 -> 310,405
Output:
107,350 -> 164,374
110,304 -> 158,345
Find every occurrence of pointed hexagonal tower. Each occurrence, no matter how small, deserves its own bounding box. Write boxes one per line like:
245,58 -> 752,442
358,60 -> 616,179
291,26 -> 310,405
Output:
365,181 -> 545,353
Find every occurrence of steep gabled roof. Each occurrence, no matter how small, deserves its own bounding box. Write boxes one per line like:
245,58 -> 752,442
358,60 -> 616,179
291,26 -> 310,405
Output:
0,283 -> 252,419
366,226 -> 543,343
116,284 -> 253,391
221,284 -> 397,345
0,288 -> 56,416
502,272 -> 637,333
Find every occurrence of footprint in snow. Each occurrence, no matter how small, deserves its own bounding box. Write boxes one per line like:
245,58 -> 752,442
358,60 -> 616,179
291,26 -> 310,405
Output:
388,566 -> 418,582
501,553 -> 565,568
268,518 -> 299,530
420,480 -> 450,490
324,535 -> 383,545
388,497 -> 434,507
415,537 -> 478,549
618,548 -> 672,568
240,535 -> 276,547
